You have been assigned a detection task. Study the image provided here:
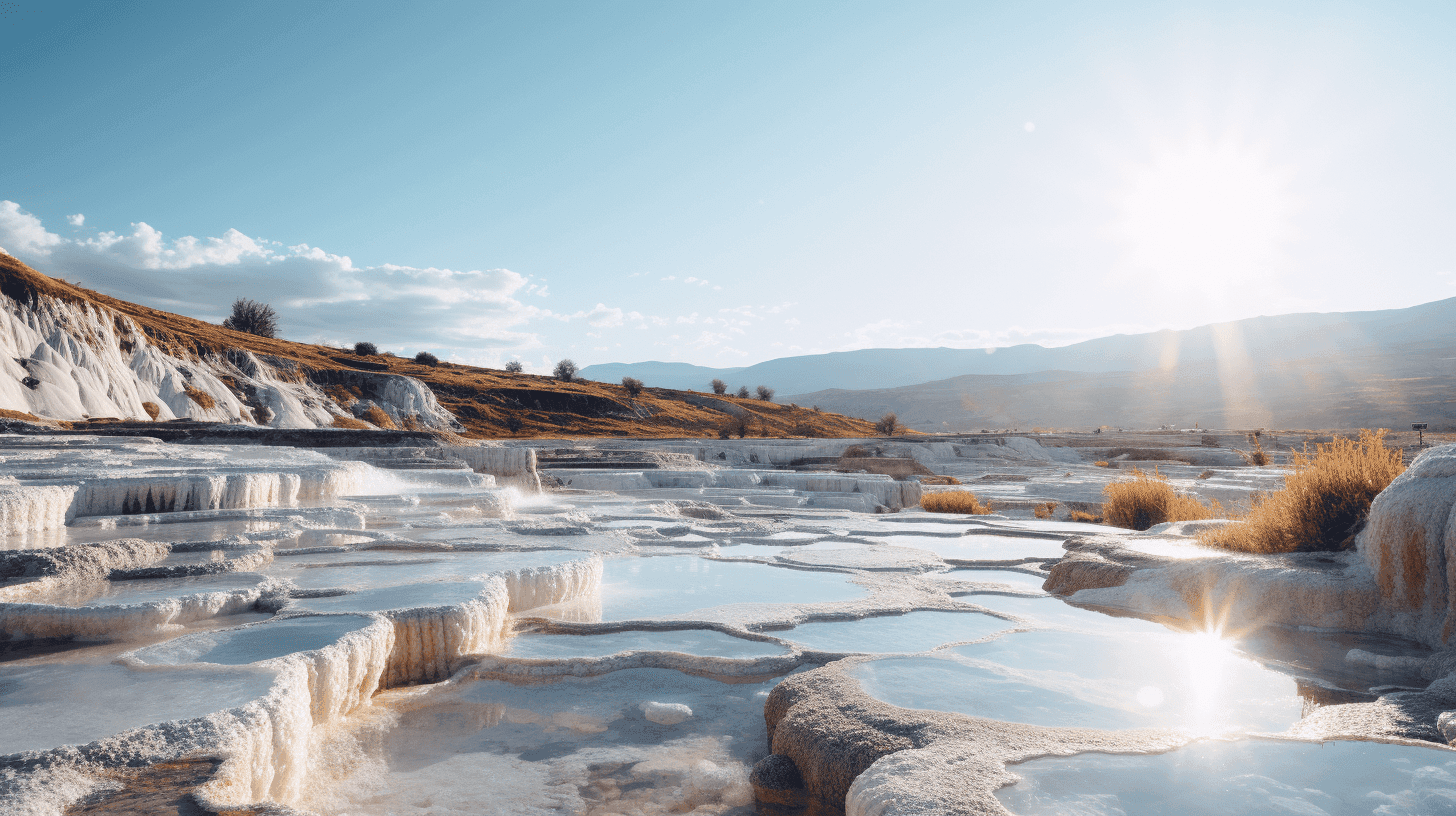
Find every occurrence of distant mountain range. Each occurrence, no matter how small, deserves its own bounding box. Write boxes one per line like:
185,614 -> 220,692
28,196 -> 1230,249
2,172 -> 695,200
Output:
584,298 -> 1456,430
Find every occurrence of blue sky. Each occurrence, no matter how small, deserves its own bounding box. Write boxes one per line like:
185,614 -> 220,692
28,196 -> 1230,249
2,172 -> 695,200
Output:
2,1 -> 1454,372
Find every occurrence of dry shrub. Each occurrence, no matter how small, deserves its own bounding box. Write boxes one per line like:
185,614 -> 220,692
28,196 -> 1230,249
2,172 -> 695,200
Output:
141,401 -> 161,419
921,491 -> 994,515
1200,429 -> 1405,554
1094,461 -> 1111,468
361,405 -> 397,429
1033,501 -> 1058,519
1197,469 -> 1215,479
182,385 -> 215,410
332,415 -> 371,430
1069,509 -> 1101,523
1102,468 -> 1221,531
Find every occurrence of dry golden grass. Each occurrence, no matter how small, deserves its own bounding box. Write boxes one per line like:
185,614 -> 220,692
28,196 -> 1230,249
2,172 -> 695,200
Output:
141,401 -> 161,420
361,405 -> 396,429
1033,501 -> 1058,519
182,385 -> 215,410
921,491 -> 994,515
0,407 -> 41,421
1102,468 -> 1221,531
1068,509 -> 1101,523
1200,429 -> 1405,553
331,415 -> 372,430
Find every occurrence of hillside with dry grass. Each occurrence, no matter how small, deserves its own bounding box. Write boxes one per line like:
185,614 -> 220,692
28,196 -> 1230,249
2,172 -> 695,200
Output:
0,254 -> 874,439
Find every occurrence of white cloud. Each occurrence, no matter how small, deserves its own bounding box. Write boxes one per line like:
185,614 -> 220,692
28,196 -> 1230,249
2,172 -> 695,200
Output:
66,213 -> 84,227
0,201 -> 544,364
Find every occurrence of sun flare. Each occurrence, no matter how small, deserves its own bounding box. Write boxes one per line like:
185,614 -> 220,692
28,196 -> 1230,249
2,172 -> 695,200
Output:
1112,135 -> 1298,286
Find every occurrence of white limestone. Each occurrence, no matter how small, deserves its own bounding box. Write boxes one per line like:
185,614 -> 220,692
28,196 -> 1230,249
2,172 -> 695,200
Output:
0,289 -> 459,430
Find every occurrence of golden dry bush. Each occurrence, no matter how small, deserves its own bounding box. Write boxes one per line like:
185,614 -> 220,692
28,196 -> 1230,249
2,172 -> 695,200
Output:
1033,501 -> 1058,519
1102,468 -> 1220,531
1200,429 -> 1405,554
141,401 -> 161,419
331,415 -> 371,430
921,491 -> 994,515
361,405 -> 397,429
1068,509 -> 1101,523
1094,461 -> 1110,468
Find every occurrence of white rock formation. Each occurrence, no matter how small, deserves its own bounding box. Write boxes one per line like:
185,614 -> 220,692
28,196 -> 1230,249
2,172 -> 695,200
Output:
0,287 -> 458,431
1356,443 -> 1456,647
641,701 -> 693,725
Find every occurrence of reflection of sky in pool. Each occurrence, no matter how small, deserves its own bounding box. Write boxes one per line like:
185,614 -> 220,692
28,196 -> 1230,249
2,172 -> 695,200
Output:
0,663 -> 276,754
508,629 -> 787,659
598,556 -> 866,619
852,627 -> 1304,732
870,535 -> 1066,561
928,569 -> 1047,593
784,611 -> 1010,653
265,550 -> 582,590
131,615 -> 373,665
997,738 -> 1456,816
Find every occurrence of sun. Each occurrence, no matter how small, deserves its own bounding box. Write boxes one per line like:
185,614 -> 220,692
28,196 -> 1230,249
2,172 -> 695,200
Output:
1111,134 -> 1298,287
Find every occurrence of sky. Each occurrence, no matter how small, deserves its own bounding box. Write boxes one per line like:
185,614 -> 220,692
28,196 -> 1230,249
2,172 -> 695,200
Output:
1,1 -> 1454,373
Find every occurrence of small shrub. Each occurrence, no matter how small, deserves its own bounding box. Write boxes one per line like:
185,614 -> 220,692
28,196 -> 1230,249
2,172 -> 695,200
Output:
361,405 -> 397,429
1102,468 -> 1220,531
505,360 -> 524,373
1069,509 -> 1102,523
736,386 -> 750,399
719,415 -> 748,439
711,378 -> 728,395
1094,461 -> 1110,468
756,385 -> 774,401
331,415 -> 371,430
875,412 -> 899,436
622,376 -> 644,397
222,298 -> 278,338
921,491 -> 994,515
812,405 -> 822,412
182,385 -> 215,410
141,401 -> 161,420
354,342 -> 378,356
414,351 -> 439,366
554,359 -> 578,382
1033,501 -> 1058,519
1200,429 -> 1405,554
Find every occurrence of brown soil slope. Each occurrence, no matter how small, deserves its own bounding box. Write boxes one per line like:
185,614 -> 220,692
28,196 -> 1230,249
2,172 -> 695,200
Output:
0,255 -> 874,439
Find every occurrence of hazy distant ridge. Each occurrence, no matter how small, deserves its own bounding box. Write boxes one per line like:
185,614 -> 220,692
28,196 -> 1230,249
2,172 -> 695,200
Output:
583,297 -> 1456,397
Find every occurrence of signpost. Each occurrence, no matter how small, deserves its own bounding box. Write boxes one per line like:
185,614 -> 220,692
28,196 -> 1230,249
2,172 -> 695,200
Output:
1413,423 -> 1428,447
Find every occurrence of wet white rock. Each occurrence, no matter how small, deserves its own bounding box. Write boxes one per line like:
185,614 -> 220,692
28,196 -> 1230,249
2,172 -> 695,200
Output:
641,701 -> 693,724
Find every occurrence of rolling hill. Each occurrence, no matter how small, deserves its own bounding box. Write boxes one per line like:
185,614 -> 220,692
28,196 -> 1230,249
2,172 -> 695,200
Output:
0,253 -> 874,439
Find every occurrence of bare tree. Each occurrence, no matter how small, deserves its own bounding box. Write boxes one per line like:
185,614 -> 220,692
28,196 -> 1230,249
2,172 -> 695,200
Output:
735,385 -> 750,398
755,385 -> 774,401
621,376 -> 644,397
553,359 -> 578,382
711,378 -> 727,395
222,299 -> 278,338
504,360 -> 524,373
875,411 -> 900,436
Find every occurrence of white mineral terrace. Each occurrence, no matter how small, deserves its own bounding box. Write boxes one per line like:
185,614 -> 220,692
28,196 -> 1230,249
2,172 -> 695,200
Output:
2,432 -> 1455,816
